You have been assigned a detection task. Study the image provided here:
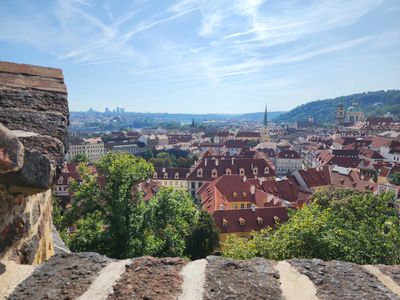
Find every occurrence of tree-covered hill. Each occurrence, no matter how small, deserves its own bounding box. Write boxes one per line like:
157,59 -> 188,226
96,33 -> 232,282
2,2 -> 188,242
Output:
275,90 -> 400,125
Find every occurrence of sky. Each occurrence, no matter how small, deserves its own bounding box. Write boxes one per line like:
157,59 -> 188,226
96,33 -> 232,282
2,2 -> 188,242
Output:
1,0 -> 400,114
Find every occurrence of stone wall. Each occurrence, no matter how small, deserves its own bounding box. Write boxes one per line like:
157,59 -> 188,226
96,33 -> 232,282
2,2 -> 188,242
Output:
0,61 -> 68,264
3,253 -> 400,299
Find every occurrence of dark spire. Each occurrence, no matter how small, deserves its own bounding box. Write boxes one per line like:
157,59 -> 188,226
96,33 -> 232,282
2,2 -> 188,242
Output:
263,103 -> 268,126
191,118 -> 195,127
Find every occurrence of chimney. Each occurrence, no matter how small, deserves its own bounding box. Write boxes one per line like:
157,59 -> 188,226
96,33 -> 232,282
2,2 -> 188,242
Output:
242,176 -> 247,182
205,158 -> 207,166
220,204 -> 225,210
259,178 -> 263,185
250,185 -> 256,195
251,204 -> 256,212
162,167 -> 166,173
231,157 -> 234,165
216,159 -> 219,166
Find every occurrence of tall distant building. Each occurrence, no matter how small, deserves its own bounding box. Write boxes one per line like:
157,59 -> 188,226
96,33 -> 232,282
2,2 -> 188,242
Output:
336,103 -> 345,125
261,103 -> 270,143
105,107 -> 110,113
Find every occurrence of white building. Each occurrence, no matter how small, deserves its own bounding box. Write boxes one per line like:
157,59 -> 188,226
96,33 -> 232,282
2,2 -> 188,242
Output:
66,137 -> 105,162
275,150 -> 303,175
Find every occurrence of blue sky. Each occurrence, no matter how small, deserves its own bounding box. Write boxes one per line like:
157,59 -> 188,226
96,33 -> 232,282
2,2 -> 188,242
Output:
1,0 -> 399,113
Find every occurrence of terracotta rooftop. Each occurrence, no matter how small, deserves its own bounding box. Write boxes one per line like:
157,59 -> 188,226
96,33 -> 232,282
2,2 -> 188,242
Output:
212,206 -> 288,234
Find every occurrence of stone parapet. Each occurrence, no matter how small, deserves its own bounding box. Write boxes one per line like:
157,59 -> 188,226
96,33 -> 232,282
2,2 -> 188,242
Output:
0,61 -> 68,265
2,254 -> 400,299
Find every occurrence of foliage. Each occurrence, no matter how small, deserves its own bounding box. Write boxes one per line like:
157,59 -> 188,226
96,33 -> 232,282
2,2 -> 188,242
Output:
55,152 -> 218,259
389,173 -> 400,186
223,190 -> 400,264
185,210 -> 220,260
70,153 -> 88,163
146,151 -> 196,168
276,90 -> 400,124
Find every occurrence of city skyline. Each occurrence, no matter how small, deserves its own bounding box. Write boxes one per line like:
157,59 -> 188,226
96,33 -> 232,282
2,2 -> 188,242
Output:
1,0 -> 400,113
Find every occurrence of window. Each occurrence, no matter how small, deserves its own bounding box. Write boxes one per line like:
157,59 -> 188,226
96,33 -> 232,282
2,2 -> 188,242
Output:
253,167 -> 258,175
239,168 -> 245,175
225,168 -> 231,175
197,168 -> 203,177
238,218 -> 245,226
175,173 -> 179,179
164,173 -> 168,179
153,172 -> 157,179
264,167 -> 269,174
257,217 -> 263,225
191,182 -> 196,189
211,169 -> 218,178
240,203 -> 244,209
222,218 -> 228,228
247,203 -> 250,208
233,192 -> 238,198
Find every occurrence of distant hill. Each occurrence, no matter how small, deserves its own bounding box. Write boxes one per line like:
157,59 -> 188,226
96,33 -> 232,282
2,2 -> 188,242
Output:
275,90 -> 400,124
234,111 -> 286,122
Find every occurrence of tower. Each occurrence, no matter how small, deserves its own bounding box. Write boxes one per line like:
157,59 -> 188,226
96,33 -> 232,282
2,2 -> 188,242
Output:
336,103 -> 345,126
261,103 -> 270,143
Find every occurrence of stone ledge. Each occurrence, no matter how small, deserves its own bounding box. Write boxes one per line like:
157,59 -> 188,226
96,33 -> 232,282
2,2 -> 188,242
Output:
0,61 -> 68,191
3,253 -> 400,299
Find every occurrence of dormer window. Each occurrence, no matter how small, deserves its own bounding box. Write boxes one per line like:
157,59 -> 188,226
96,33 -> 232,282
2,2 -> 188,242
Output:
253,167 -> 258,175
153,172 -> 158,179
225,168 -> 231,175
164,173 -> 168,179
58,177 -> 63,184
273,216 -> 280,224
175,173 -> 179,179
242,192 -> 247,198
238,218 -> 245,226
239,168 -> 245,176
222,218 -> 228,227
264,167 -> 269,174
257,217 -> 263,225
233,192 -> 238,198
197,168 -> 203,177
211,169 -> 218,178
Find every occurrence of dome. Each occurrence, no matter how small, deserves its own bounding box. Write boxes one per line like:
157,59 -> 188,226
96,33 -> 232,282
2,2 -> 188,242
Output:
347,106 -> 361,113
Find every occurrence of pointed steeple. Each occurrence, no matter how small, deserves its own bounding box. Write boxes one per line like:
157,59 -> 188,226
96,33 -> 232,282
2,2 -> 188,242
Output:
263,103 -> 268,126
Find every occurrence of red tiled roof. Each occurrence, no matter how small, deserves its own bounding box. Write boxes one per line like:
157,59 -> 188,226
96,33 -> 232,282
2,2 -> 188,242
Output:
224,139 -> 249,148
389,141 -> 400,154
199,175 -> 279,213
187,157 -> 276,181
331,168 -> 378,193
277,150 -> 301,159
261,177 -> 310,203
153,167 -> 190,180
236,132 -> 261,138
296,166 -> 332,187
212,207 -> 288,234
371,136 -> 392,149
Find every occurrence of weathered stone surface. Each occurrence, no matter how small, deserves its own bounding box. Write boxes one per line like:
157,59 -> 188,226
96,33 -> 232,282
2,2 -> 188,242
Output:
0,124 -> 24,174
9,252 -> 111,300
290,258 -> 399,300
109,256 -> 186,300
0,149 -> 55,191
0,61 -> 68,191
4,255 -> 400,299
377,265 -> 400,286
204,256 -> 281,300
0,86 -> 68,116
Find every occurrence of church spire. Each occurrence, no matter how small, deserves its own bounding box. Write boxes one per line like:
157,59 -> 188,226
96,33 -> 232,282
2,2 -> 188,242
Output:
263,103 -> 268,126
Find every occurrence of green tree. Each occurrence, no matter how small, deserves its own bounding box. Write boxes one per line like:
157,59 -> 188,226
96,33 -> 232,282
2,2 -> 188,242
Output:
185,210 -> 220,259
70,153 -> 88,163
389,173 -> 400,186
55,152 -> 218,259
223,190 -> 400,265
61,153 -> 154,258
